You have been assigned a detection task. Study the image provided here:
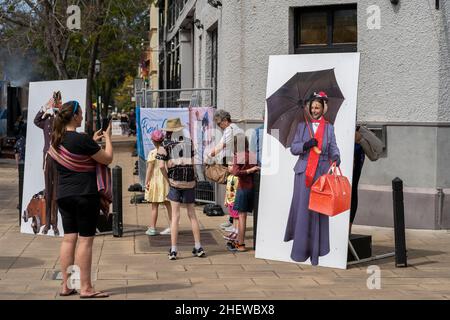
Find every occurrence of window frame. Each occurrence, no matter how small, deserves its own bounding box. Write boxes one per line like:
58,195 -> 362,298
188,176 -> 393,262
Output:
294,4 -> 357,54
210,28 -> 218,107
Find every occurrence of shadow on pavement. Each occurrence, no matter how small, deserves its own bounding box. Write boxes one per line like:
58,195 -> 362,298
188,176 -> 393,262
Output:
107,283 -> 190,296
349,246 -> 446,268
0,256 -> 44,270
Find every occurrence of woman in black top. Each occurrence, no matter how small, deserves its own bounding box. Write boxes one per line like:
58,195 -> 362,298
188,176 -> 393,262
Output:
52,101 -> 113,298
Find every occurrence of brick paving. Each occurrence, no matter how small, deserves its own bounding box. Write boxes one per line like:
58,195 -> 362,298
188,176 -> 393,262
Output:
0,137 -> 449,300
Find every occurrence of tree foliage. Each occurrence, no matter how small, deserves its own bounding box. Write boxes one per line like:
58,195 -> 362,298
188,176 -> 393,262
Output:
0,0 -> 150,132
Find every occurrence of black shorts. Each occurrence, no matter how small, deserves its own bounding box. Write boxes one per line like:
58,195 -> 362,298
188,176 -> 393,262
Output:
57,195 -> 100,237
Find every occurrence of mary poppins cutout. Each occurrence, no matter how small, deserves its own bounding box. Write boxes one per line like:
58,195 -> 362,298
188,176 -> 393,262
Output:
266,69 -> 344,265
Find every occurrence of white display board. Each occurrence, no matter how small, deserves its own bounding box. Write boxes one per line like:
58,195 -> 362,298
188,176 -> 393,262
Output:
21,79 -> 87,237
255,53 -> 360,269
111,120 -> 122,136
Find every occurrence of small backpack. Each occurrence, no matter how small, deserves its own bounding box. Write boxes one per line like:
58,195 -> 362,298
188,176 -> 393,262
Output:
204,204 -> 225,217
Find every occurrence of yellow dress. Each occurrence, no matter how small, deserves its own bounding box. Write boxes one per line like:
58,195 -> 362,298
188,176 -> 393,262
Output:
144,149 -> 169,203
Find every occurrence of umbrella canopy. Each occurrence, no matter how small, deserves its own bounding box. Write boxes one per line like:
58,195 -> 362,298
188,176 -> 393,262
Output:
266,69 -> 345,148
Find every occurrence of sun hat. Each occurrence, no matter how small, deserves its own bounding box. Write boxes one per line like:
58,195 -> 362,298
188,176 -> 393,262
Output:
163,118 -> 185,132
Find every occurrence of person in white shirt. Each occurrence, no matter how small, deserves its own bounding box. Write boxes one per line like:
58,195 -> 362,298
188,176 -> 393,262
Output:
208,109 -> 244,230
208,109 -> 244,163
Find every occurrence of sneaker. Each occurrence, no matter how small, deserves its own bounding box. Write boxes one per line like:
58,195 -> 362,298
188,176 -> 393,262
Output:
236,243 -> 247,252
224,225 -> 235,233
145,227 -> 158,236
192,247 -> 206,257
220,221 -> 232,229
226,241 -> 238,252
223,232 -> 238,241
168,250 -> 177,260
160,227 -> 171,235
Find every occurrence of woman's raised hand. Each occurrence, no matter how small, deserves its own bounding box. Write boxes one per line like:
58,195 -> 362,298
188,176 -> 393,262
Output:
93,129 -> 104,142
105,122 -> 112,139
44,98 -> 55,111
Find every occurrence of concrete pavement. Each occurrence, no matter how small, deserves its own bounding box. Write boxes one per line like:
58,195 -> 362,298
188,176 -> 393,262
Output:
0,138 -> 450,300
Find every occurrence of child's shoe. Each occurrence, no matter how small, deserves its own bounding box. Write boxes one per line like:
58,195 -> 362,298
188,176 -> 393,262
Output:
220,221 -> 232,229
145,227 -> 158,236
192,247 -> 206,257
160,227 -> 171,235
223,232 -> 238,241
224,225 -> 235,233
226,241 -> 238,252
168,249 -> 177,260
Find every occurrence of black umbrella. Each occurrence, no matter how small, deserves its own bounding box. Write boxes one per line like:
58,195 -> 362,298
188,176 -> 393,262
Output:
266,69 -> 345,148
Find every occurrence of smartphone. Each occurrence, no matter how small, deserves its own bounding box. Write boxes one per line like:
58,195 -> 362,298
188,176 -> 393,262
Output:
102,117 -> 111,131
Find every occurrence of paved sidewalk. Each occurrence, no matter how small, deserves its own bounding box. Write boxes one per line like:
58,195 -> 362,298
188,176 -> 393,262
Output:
1,140 -> 450,300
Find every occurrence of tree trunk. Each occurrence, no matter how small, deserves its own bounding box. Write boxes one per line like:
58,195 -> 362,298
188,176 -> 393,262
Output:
102,79 -> 114,118
42,2 -> 70,80
85,34 -> 100,136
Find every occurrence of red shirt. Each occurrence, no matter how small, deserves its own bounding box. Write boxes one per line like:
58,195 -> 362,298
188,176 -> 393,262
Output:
231,151 -> 257,190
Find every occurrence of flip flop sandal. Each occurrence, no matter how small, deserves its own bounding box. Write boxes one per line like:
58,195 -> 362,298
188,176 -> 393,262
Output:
80,291 -> 109,299
59,289 -> 78,297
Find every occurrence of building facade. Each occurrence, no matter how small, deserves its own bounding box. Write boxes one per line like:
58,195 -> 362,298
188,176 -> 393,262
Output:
157,0 -> 450,230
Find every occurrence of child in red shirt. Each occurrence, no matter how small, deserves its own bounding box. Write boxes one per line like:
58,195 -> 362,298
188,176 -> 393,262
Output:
229,134 -> 260,252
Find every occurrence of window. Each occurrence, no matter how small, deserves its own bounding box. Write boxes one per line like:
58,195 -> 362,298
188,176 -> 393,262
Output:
294,5 -> 357,54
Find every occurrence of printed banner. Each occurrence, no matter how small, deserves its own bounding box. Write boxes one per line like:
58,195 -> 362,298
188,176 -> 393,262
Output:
138,108 -> 190,161
188,107 -> 215,165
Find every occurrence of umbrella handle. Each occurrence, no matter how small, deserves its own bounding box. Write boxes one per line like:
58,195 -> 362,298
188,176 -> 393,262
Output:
312,146 -> 321,154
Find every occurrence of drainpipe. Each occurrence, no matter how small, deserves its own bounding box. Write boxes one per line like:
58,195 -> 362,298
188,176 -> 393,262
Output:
436,188 -> 444,229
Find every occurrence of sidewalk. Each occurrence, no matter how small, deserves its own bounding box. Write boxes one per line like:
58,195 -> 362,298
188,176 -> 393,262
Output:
0,139 -> 450,300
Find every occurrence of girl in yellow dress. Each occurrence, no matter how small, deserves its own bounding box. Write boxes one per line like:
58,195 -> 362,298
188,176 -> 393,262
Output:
145,130 -> 172,236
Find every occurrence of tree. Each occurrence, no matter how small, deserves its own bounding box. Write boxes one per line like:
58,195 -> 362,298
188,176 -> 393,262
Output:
0,0 -> 149,133
114,74 -> 135,113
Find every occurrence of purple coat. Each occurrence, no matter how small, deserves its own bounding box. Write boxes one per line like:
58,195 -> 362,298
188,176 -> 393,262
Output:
284,121 -> 340,265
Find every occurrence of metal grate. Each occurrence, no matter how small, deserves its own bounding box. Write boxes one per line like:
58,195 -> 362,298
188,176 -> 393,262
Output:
195,180 -> 216,204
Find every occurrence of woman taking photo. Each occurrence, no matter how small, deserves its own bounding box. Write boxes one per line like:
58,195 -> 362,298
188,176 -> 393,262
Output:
284,92 -> 341,266
48,101 -> 113,298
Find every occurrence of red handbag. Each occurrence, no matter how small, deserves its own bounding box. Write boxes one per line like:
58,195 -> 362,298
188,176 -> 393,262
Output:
308,163 -> 351,217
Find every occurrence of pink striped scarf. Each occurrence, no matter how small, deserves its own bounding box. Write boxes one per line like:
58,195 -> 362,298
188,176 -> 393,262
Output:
48,145 -> 112,215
